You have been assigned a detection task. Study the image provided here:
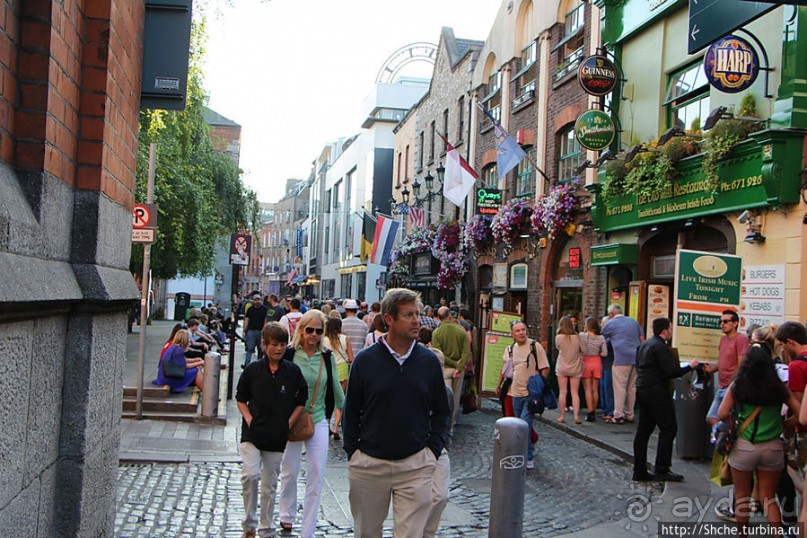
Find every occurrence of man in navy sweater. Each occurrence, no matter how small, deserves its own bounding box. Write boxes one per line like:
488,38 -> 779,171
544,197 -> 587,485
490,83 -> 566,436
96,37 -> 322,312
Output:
343,288 -> 450,538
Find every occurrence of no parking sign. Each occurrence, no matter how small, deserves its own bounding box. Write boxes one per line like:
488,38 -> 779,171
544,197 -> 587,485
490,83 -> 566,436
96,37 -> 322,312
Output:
229,233 -> 251,266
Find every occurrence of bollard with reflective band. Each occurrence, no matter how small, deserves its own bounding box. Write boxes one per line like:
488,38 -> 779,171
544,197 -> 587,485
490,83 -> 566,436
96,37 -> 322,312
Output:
201,352 -> 221,417
489,417 -> 528,538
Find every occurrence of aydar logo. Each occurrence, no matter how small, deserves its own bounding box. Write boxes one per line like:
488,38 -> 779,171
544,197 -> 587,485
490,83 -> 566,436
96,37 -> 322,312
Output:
703,35 -> 759,94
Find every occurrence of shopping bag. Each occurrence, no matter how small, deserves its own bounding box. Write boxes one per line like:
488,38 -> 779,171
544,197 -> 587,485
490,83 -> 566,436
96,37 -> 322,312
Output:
710,448 -> 732,487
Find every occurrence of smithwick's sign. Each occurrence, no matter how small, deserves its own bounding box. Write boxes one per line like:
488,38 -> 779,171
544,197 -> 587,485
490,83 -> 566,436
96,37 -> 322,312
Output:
578,55 -> 618,97
703,35 -> 760,94
574,110 -> 616,151
476,188 -> 502,215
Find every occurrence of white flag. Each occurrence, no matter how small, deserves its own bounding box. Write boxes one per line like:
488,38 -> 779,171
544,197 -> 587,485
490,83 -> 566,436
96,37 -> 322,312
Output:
443,141 -> 478,207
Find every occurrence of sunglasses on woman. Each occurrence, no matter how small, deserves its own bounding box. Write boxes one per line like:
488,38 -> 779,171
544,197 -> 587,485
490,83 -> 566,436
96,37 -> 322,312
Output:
304,327 -> 324,335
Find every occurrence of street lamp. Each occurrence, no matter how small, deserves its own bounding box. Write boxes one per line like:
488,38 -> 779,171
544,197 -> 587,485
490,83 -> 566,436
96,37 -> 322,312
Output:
401,186 -> 410,205
435,163 -> 445,184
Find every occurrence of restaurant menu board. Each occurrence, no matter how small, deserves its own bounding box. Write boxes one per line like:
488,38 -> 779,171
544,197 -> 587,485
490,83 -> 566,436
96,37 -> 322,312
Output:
646,284 -> 670,334
673,249 -> 742,364
739,265 -> 786,331
489,311 -> 523,333
480,331 -> 515,394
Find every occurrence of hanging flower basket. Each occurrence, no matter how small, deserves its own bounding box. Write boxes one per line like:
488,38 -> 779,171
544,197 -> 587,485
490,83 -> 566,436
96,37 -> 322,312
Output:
432,220 -> 462,258
463,214 -> 494,256
491,197 -> 535,247
390,224 -> 437,264
437,251 -> 470,290
532,184 -> 577,240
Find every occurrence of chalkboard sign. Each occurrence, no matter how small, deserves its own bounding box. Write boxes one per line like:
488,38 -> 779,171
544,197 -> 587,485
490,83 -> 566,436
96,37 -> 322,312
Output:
480,331 -> 515,395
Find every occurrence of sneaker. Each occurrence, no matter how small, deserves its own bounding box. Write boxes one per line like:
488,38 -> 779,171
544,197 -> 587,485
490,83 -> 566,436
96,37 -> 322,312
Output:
526,460 -> 535,470
714,501 -> 736,522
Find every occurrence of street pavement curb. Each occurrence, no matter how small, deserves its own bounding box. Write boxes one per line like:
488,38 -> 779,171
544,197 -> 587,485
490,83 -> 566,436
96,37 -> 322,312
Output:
535,414 -> 635,464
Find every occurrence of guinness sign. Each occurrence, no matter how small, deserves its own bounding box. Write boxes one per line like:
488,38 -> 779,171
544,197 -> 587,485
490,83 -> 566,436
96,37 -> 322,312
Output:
703,35 -> 759,94
578,55 -> 618,96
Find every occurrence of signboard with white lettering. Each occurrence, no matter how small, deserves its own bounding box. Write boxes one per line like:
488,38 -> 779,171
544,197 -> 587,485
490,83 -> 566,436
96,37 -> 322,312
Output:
739,264 -> 786,331
703,35 -> 760,94
132,203 -> 157,243
688,0 -> 775,55
673,249 -> 742,363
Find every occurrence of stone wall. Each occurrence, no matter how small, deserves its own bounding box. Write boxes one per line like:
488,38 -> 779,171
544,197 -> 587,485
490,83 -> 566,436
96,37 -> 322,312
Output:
0,1 -> 142,536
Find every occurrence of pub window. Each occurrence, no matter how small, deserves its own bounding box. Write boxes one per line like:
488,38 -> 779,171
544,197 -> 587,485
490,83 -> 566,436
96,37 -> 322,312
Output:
665,61 -> 710,133
557,124 -> 582,183
515,147 -> 535,196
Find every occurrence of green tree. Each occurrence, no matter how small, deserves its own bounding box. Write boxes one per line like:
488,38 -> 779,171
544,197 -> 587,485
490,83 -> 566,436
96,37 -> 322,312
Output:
131,18 -> 259,279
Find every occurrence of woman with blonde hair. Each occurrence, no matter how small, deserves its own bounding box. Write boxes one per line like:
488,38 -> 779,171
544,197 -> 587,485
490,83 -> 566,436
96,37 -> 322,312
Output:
278,310 -> 345,536
154,329 -> 205,392
322,316 -> 353,439
555,316 -> 586,424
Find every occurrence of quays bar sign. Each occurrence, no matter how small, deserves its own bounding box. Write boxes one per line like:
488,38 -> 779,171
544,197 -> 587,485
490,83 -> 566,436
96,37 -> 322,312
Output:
476,188 -> 503,215
703,35 -> 759,94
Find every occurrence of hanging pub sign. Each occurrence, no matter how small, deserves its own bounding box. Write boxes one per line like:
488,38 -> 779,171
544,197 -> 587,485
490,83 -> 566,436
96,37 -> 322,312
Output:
578,55 -> 619,96
574,110 -> 616,151
703,35 -> 760,94
476,187 -> 503,215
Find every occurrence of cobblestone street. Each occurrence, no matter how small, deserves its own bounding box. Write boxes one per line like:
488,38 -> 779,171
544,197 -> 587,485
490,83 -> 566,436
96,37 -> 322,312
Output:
116,404 -> 643,537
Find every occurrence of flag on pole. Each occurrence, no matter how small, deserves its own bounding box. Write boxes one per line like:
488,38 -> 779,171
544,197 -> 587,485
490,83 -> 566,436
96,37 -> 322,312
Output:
439,134 -> 478,207
360,211 -> 376,263
477,102 -> 527,184
409,207 -> 424,228
370,215 -> 400,266
286,267 -> 298,284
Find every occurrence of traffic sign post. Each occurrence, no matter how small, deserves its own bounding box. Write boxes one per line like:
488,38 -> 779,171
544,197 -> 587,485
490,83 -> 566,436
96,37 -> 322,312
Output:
688,0 -> 775,54
132,203 -> 158,244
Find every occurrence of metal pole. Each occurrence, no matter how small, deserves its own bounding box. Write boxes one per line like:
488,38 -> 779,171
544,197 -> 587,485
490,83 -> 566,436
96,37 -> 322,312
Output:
135,142 -> 157,419
489,417 -> 528,538
201,351 -> 221,417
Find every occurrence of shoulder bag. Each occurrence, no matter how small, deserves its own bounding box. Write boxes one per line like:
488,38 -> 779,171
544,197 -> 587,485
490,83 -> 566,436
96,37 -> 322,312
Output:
162,348 -> 186,380
288,357 -> 324,442
716,404 -> 761,456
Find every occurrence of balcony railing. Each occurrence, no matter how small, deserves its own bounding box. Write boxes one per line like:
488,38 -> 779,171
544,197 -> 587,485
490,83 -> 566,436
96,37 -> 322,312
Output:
555,47 -> 583,81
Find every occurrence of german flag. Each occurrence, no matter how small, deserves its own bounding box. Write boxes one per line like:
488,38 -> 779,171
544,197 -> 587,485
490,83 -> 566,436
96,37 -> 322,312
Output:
360,211 -> 376,263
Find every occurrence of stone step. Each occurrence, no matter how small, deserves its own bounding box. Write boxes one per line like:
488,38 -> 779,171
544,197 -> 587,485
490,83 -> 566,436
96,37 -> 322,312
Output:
122,398 -> 197,414
122,385 -> 171,398
120,411 -> 226,426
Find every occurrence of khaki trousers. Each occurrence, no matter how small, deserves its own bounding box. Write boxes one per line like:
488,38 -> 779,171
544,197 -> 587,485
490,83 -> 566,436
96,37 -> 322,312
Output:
348,447 -> 437,538
612,364 -> 637,421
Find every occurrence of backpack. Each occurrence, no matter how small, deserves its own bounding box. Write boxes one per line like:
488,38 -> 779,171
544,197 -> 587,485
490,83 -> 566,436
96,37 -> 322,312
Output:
507,340 -> 541,371
283,346 -> 335,420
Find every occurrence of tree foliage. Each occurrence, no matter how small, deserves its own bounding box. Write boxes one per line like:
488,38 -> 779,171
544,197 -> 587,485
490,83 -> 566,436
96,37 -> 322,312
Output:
131,18 -> 259,279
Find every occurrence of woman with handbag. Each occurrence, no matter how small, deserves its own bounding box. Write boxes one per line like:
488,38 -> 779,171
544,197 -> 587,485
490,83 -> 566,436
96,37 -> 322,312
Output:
278,310 -> 344,536
718,346 -> 801,534
154,329 -> 204,392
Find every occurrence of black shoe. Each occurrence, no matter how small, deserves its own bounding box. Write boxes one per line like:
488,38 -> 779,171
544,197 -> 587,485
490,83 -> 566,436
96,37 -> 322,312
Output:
654,471 -> 684,482
632,472 -> 655,481
586,412 -> 595,423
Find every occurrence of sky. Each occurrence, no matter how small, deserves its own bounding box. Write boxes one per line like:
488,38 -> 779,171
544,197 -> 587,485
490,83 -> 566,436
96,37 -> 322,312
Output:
202,0 -> 501,204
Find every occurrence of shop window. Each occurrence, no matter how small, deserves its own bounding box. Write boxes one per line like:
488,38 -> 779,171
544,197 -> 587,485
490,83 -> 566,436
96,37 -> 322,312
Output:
515,147 -> 535,196
665,62 -> 710,133
652,255 -> 676,280
557,125 -> 582,183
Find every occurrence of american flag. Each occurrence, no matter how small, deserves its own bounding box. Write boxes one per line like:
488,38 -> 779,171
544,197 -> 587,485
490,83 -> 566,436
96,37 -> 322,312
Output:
397,204 -> 410,215
409,207 -> 424,228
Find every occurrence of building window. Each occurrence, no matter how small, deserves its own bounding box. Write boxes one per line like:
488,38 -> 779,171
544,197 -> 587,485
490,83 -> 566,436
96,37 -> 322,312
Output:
483,164 -> 498,188
419,131 -> 425,170
341,273 -> 352,298
666,62 -> 710,133
405,145 -> 410,179
556,3 -> 585,81
488,71 -> 501,94
515,147 -> 534,196
442,109 -> 449,153
429,121 -> 436,164
558,125 -> 582,183
457,96 -> 465,143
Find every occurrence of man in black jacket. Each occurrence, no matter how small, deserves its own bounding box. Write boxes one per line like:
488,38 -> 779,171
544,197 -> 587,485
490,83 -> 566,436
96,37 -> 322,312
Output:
343,288 -> 450,538
633,317 -> 699,482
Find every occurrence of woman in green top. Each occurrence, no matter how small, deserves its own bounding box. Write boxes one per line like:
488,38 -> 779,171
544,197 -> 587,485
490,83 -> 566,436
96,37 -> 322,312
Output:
718,346 -> 800,533
278,309 -> 345,537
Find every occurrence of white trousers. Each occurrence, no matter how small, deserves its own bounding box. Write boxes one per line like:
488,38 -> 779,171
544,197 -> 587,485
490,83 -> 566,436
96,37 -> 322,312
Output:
240,442 -> 284,537
278,419 -> 329,538
423,449 -> 450,538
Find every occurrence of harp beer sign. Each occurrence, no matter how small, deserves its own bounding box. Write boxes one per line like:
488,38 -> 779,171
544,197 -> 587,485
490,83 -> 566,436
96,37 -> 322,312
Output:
703,35 -> 759,94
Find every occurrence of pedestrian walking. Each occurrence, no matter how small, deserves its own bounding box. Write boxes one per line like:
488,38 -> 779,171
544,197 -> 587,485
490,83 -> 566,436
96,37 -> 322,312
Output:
243,295 -> 267,366
632,318 -> 698,482
278,310 -> 344,537
341,299 -> 368,353
599,315 -> 616,422
432,307 -> 470,431
279,298 -> 303,343
580,317 -> 607,423
236,323 -> 308,538
705,310 -> 750,428
322,316 -> 353,439
722,346 -> 800,534
555,315 -> 586,424
602,304 -> 644,424
497,320 -> 549,469
343,288 -> 450,538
